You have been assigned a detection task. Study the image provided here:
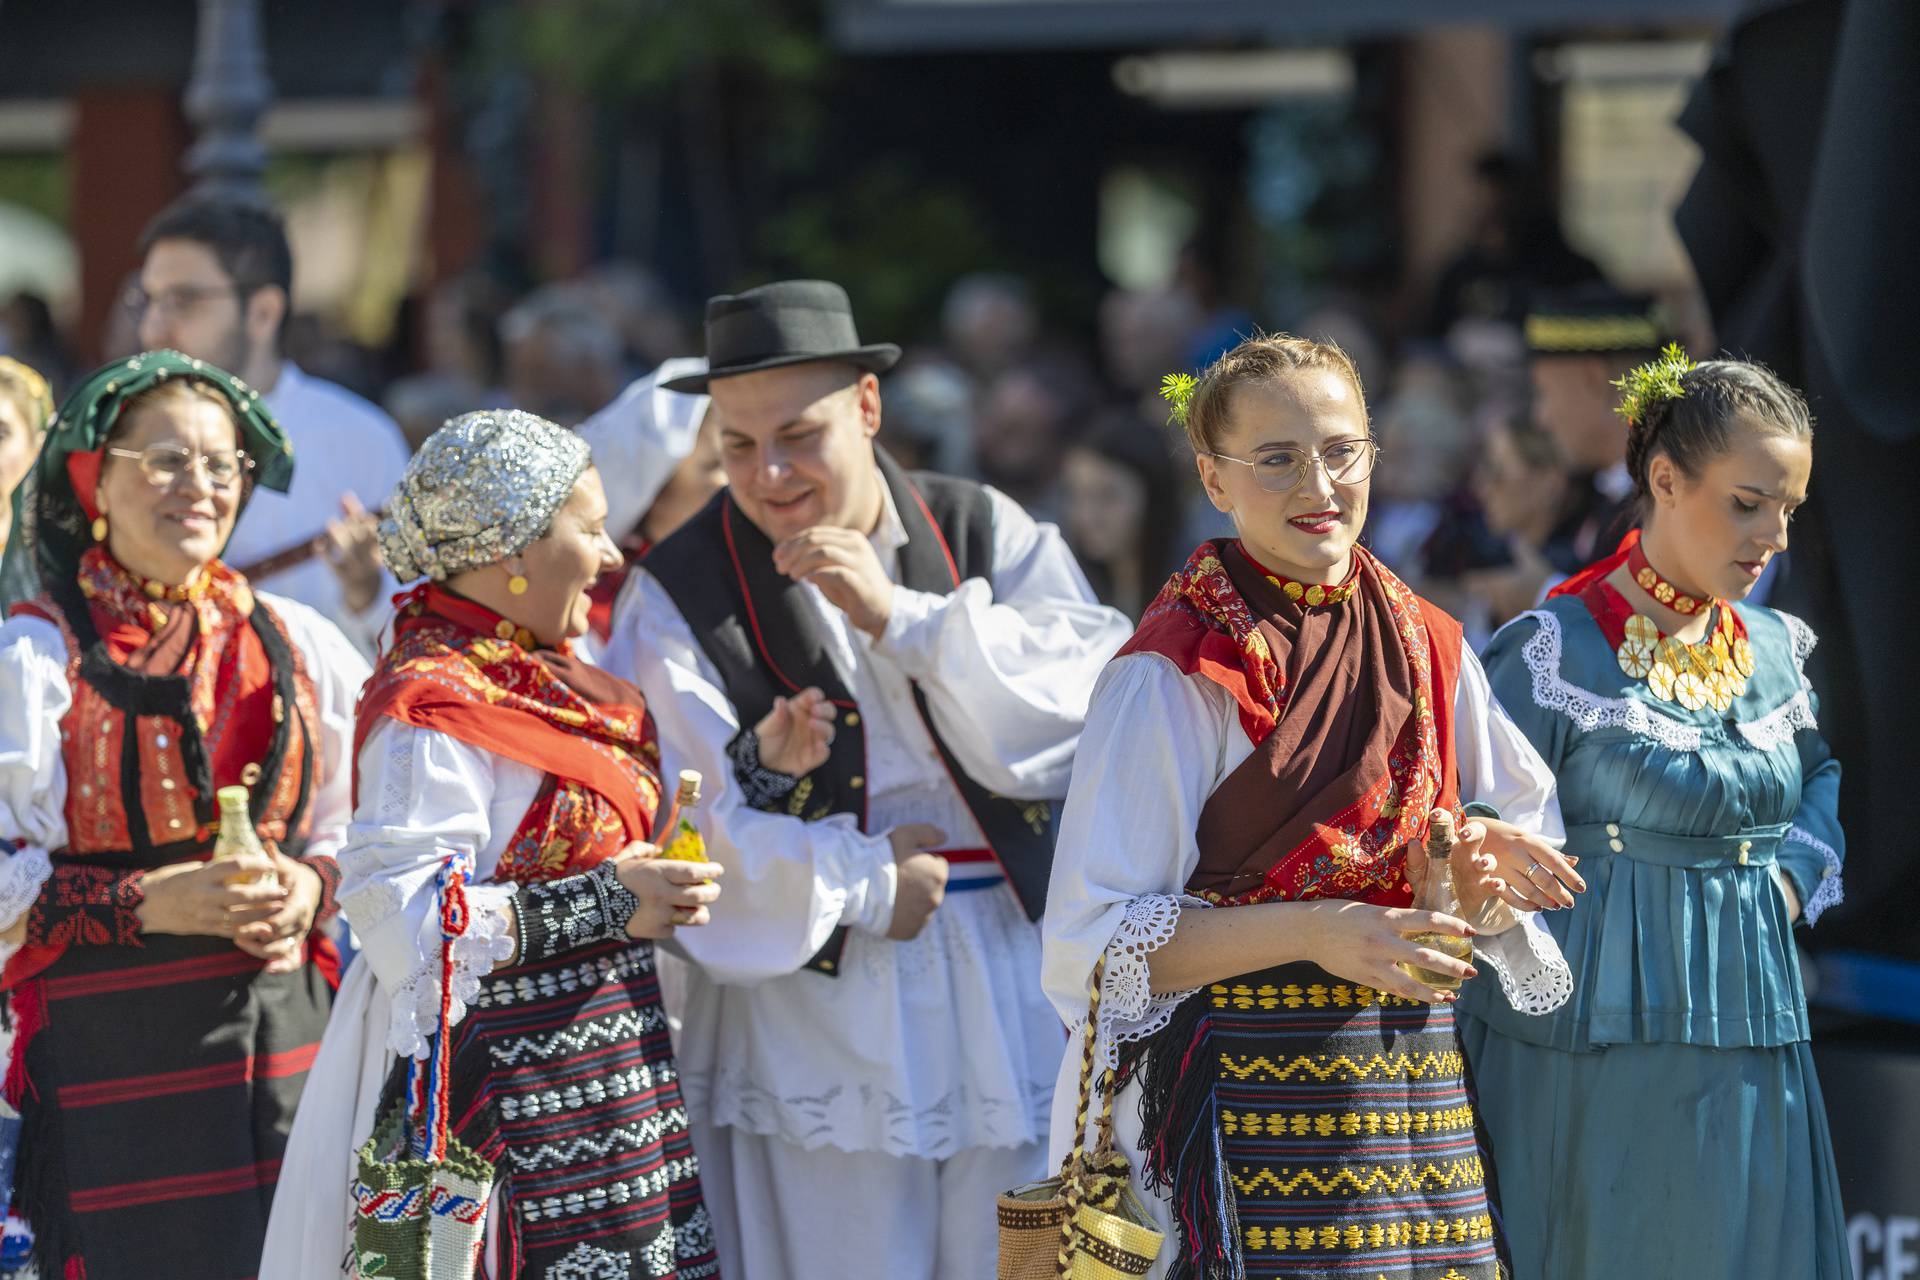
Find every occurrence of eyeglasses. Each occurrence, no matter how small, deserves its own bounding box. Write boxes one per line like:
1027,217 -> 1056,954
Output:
122,283 -> 244,321
1206,438 -> 1379,493
106,443 -> 254,489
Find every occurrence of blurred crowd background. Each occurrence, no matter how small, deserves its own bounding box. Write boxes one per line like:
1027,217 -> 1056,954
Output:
0,0 -> 1736,650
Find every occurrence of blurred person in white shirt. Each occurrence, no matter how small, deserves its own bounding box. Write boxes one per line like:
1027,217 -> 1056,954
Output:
133,197 -> 409,654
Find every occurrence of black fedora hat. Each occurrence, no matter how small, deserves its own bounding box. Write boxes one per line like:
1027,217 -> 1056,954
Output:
662,279 -> 901,393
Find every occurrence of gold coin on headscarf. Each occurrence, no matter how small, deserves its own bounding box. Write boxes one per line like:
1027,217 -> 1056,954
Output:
1648,662 -> 1677,701
1617,641 -> 1655,678
1283,580 -> 1305,602
1673,671 -> 1710,711
1734,637 -> 1756,678
1305,584 -> 1326,606
1624,614 -> 1660,647
1637,567 -> 1659,592
1654,580 -> 1676,605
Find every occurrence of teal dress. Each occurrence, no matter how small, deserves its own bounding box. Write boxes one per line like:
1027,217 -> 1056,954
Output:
1457,595 -> 1850,1280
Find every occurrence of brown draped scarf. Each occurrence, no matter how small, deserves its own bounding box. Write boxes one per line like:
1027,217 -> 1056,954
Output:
1118,540 -> 1464,907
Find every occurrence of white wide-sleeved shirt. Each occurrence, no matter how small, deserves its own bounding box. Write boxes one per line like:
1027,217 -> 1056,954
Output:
265,718 -> 627,1277
1040,645 -> 1573,1258
604,478 -> 1132,1159
225,362 -> 412,653
0,593 -> 366,945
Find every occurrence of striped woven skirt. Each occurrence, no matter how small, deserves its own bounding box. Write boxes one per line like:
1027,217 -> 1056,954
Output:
11,934 -> 333,1279
416,937 -> 718,1279
1127,962 -> 1506,1280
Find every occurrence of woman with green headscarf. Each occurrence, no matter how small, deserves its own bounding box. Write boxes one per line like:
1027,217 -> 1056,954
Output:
0,351 -> 369,1277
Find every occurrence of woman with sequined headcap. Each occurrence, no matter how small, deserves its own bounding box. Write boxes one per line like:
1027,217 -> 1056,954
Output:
0,351 -> 368,1278
264,410 -> 831,1279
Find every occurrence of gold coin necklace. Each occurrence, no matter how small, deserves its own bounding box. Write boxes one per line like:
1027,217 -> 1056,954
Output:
1592,552 -> 1753,714
1237,541 -> 1359,607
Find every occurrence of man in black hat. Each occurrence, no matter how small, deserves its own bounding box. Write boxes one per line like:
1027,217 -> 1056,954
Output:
604,280 -> 1130,1278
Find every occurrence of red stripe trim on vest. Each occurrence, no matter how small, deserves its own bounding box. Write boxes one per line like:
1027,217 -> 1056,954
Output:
56,1042 -> 320,1110
905,482 -> 964,588
721,495 -> 851,705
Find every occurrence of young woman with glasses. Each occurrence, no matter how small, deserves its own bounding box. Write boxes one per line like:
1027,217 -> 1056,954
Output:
1042,333 -> 1581,1279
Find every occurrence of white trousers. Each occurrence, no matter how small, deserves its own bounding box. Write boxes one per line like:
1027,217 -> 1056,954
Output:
694,1119 -> 1047,1279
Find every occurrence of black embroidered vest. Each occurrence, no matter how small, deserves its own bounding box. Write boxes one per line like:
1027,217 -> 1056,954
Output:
645,451 -> 1054,975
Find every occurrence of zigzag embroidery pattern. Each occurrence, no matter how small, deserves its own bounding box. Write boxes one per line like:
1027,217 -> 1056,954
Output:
505,1108 -> 691,1172
1217,1050 -> 1466,1083
487,1006 -> 667,1068
1221,1105 -> 1478,1139
1232,1155 -> 1484,1198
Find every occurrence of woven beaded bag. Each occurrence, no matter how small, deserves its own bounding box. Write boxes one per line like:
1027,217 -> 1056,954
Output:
997,956 -> 1165,1278
351,854 -> 497,1280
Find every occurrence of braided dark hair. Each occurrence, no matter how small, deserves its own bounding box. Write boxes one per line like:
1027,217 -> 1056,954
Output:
1624,358 -> 1812,516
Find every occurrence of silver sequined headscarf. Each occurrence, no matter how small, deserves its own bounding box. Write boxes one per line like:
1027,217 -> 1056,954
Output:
379,409 -> 591,583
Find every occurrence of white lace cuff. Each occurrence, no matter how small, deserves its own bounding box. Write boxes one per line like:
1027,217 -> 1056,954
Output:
1787,827 -> 1844,925
1473,911 -> 1572,1015
384,893 -> 517,1059
1091,893 -> 1211,1070
0,844 -> 52,934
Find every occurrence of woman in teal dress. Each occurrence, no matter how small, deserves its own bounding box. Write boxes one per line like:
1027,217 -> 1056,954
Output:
1457,348 -> 1851,1278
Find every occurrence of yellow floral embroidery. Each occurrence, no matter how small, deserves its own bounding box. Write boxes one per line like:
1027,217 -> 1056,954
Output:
1220,1105 -> 1478,1139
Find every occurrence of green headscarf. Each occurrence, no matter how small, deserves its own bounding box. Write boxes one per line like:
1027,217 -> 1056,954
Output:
0,349 -> 294,605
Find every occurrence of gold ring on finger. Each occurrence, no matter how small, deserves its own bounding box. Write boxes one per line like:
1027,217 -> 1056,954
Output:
1524,860 -> 1549,883
671,908 -> 697,926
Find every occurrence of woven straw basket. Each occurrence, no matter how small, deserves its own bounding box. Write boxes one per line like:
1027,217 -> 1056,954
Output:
996,956 -> 1164,1278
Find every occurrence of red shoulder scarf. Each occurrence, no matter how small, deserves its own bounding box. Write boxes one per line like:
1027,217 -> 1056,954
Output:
1119,540 -> 1464,907
355,585 -> 663,883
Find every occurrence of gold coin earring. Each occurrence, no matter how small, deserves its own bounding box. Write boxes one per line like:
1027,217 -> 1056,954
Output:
507,561 -> 529,596
91,515 -> 108,542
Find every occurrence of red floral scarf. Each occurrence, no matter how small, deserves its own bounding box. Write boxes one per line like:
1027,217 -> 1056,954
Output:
1119,540 -> 1463,907
355,585 -> 662,883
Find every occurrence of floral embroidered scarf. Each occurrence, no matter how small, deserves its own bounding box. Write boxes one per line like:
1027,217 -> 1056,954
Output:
1118,540 -> 1463,907
355,585 -> 662,883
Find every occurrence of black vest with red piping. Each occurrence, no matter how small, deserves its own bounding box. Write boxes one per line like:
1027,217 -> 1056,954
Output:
644,450 -> 1054,976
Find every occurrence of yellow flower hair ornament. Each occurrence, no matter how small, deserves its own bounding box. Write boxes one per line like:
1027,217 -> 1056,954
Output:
1612,342 -> 1696,425
1159,372 -> 1198,427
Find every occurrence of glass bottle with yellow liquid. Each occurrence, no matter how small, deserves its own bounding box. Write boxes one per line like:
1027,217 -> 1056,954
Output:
1399,809 -> 1472,993
211,785 -> 278,887
657,770 -> 708,865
